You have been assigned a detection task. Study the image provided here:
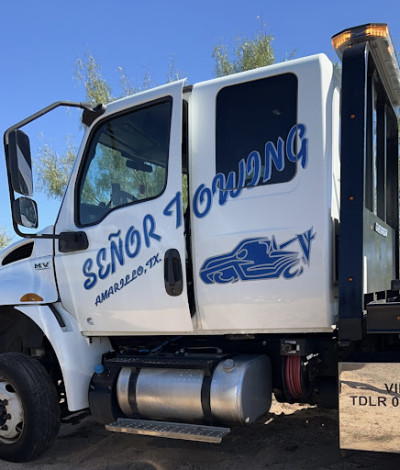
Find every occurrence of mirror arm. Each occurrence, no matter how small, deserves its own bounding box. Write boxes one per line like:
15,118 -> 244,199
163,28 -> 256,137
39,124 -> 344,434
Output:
4,101 -> 104,142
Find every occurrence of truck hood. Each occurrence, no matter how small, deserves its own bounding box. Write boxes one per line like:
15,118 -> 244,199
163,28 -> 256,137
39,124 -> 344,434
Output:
0,226 -> 58,305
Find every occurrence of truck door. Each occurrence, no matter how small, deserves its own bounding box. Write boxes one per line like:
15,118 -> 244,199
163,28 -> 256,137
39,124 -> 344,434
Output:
189,58 -> 337,333
54,81 -> 193,334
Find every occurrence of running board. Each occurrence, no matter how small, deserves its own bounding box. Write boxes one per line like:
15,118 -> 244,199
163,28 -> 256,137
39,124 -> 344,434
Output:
105,418 -> 230,443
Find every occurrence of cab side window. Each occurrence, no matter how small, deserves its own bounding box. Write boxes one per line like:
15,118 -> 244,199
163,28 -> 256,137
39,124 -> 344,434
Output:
77,98 -> 172,226
216,73 -> 298,186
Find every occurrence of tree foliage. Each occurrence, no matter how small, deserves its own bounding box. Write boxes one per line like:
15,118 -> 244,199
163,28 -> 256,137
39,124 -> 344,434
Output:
80,142 -> 167,211
166,56 -> 184,83
117,66 -> 153,97
37,26 -> 275,199
36,51 -> 184,200
213,25 -> 274,77
36,137 -> 77,199
0,226 -> 11,249
76,53 -> 113,105
36,54 -> 115,198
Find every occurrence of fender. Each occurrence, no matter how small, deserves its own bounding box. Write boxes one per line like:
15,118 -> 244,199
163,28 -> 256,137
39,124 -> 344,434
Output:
0,235 -> 57,305
15,303 -> 111,411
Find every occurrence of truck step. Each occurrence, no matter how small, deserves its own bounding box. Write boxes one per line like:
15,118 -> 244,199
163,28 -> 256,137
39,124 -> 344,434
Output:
105,418 -> 230,443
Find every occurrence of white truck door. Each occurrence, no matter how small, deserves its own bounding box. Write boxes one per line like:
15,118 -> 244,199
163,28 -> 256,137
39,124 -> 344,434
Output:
54,81 -> 193,334
189,57 -> 336,333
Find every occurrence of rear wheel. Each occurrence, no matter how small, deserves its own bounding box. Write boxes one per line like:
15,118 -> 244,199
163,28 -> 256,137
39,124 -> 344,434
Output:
0,352 -> 60,462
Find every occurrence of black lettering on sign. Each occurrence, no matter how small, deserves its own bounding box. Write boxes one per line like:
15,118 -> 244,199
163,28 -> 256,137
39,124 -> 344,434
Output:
384,383 -> 400,394
350,395 -> 388,407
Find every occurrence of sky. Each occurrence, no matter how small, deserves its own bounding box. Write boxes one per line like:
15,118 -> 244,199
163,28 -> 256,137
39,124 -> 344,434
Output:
1,0 -> 400,245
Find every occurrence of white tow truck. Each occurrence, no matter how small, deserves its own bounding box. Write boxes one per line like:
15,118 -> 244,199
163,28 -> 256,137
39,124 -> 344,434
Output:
1,23 -> 400,462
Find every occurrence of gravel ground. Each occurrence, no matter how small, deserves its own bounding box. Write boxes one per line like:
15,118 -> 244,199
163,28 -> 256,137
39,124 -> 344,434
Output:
2,401 -> 400,470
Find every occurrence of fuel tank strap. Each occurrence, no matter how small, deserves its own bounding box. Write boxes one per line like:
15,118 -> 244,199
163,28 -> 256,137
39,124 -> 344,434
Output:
201,373 -> 212,423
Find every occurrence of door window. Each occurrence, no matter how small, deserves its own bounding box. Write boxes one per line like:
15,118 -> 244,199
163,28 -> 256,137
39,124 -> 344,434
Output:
77,98 -> 172,226
216,73 -> 298,186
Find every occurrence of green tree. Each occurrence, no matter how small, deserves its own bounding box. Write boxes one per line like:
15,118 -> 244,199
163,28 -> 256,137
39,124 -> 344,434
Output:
0,226 -> 11,249
37,26 -> 276,200
36,53 -> 117,199
213,25 -> 275,77
36,48 -> 187,201
36,136 -> 77,199
76,53 -> 113,105
36,53 -> 157,199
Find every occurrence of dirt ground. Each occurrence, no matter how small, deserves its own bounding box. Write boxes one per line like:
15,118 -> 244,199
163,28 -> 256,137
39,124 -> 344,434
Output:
3,401 -> 400,470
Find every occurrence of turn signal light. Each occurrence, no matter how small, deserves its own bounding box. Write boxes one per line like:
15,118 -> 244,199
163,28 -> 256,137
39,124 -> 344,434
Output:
20,293 -> 44,302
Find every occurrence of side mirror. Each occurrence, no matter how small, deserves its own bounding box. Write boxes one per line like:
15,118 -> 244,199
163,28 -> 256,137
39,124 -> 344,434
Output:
12,197 -> 38,229
7,129 -> 33,196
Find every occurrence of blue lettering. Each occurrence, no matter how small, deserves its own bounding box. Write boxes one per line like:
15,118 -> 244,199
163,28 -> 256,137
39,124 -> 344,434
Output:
125,226 -> 141,259
246,151 -> 262,187
193,184 -> 212,218
263,137 -> 285,183
212,158 -> 246,205
92,255 -> 158,306
109,230 -> 124,274
163,191 -> 182,228
143,214 -> 161,248
83,125 -> 309,291
193,123 -> 309,219
226,158 -> 246,199
96,248 -> 110,280
212,174 -> 229,205
83,258 -> 97,290
286,124 -> 308,169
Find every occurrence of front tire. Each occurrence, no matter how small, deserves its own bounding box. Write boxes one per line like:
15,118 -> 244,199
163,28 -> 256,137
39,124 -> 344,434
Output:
0,352 -> 60,462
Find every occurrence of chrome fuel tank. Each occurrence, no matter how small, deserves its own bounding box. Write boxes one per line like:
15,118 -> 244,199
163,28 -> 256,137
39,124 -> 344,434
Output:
137,368 -> 205,421
211,355 -> 272,424
116,355 -> 271,425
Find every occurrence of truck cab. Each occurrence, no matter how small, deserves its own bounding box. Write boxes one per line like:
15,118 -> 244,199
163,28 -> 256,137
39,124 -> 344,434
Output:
53,54 -> 338,336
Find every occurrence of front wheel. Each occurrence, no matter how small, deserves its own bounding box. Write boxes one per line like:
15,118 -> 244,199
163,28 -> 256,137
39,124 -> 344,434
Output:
0,352 -> 60,462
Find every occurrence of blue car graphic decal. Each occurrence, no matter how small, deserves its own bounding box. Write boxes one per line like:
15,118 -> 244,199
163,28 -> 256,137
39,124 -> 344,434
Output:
199,228 -> 316,284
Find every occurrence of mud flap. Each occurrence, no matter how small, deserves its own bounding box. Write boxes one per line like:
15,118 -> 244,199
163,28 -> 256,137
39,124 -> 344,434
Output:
339,362 -> 400,453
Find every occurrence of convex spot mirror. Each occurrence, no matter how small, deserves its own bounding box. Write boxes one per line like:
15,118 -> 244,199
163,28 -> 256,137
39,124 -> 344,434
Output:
12,197 -> 38,229
8,129 -> 33,196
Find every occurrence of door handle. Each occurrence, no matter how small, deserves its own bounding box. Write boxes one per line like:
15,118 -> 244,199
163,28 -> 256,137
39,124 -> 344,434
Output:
164,249 -> 183,296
